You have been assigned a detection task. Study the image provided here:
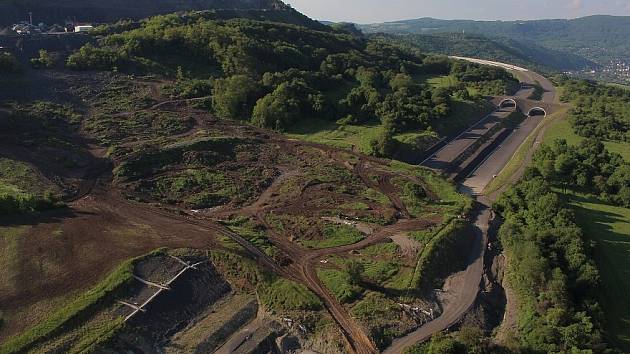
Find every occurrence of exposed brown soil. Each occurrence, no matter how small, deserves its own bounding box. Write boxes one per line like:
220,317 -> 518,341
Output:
0,72 -> 445,353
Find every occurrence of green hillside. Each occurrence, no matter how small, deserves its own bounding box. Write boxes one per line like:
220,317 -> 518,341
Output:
359,15 -> 630,69
371,32 -> 596,72
64,12 -> 518,160
0,0 -> 326,30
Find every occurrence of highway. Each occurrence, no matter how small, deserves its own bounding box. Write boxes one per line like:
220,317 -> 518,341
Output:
422,111 -> 510,173
464,70 -> 556,194
384,57 -> 556,353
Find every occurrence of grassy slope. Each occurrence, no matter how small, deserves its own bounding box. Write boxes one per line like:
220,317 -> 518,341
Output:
0,158 -> 57,197
543,116 -> 630,161
0,249 -> 169,354
563,192 -> 630,350
287,119 -> 384,155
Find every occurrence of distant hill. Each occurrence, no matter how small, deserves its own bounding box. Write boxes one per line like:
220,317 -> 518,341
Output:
0,0 -> 325,29
359,15 -> 630,70
372,32 -> 597,72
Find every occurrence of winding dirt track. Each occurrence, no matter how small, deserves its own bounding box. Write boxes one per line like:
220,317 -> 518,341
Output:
384,204 -> 489,354
2,60 -> 556,353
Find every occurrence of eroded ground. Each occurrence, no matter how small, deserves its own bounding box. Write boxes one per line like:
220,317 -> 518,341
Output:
0,72 -> 472,353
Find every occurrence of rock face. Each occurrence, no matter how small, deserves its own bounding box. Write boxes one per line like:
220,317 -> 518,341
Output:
0,0 -> 306,27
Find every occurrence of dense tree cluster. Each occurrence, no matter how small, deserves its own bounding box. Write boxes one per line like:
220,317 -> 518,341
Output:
561,79 -> 630,142
65,13 -> 516,158
494,177 -> 604,352
530,138 -> 630,207
449,60 -> 521,96
30,50 -> 57,69
66,43 -> 124,71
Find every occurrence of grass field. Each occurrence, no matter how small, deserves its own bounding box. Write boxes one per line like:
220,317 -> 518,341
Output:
424,75 -> 458,89
561,192 -> 630,350
483,107 -> 569,195
543,115 -> 630,161
287,119 -> 384,155
302,223 -> 365,249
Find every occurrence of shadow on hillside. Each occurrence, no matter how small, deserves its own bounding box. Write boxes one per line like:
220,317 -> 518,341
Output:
0,206 -> 92,227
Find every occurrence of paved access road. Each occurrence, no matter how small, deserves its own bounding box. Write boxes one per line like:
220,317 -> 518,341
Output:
464,71 -> 556,194
422,110 -> 511,172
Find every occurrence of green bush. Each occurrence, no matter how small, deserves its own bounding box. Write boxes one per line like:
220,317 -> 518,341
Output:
317,268 -> 362,303
0,191 -> 64,216
259,278 -> 322,311
212,75 -> 261,120
30,49 -> 56,69
0,52 -> 21,74
66,43 -> 124,70
184,192 -> 228,209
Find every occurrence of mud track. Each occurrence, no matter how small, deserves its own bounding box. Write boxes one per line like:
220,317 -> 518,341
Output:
1,75 -> 441,353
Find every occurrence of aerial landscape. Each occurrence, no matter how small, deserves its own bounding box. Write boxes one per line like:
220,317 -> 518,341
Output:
0,0 -> 629,353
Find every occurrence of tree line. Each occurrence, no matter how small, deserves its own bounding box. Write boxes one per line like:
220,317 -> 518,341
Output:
64,13 -> 518,158
494,176 -> 604,352
530,138 -> 630,207
560,79 -> 630,143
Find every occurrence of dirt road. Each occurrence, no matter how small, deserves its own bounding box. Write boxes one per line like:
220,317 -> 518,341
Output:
384,204 -> 489,354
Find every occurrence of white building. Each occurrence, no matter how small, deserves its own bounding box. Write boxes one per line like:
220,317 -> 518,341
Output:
74,25 -> 94,33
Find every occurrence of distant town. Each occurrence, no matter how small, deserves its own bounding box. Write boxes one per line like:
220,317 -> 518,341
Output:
567,59 -> 630,86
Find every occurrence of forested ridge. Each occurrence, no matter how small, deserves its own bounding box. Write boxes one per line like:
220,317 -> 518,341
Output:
65,12 -> 517,157
359,15 -> 630,68
371,33 -> 596,72
0,0 -> 324,29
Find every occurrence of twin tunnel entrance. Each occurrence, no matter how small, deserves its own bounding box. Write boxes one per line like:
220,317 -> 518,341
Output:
498,98 -> 547,117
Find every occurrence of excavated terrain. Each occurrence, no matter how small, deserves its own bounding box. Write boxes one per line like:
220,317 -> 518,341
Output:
0,69 -> 465,354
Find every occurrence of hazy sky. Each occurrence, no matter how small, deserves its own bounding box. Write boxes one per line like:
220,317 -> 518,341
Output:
283,0 -> 630,23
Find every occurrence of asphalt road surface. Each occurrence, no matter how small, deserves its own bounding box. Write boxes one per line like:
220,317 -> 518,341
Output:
463,71 -> 555,194
462,114 -> 544,194
422,110 -> 512,171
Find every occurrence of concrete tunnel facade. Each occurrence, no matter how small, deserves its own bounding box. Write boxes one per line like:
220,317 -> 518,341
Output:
527,107 -> 547,117
499,98 -> 517,110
